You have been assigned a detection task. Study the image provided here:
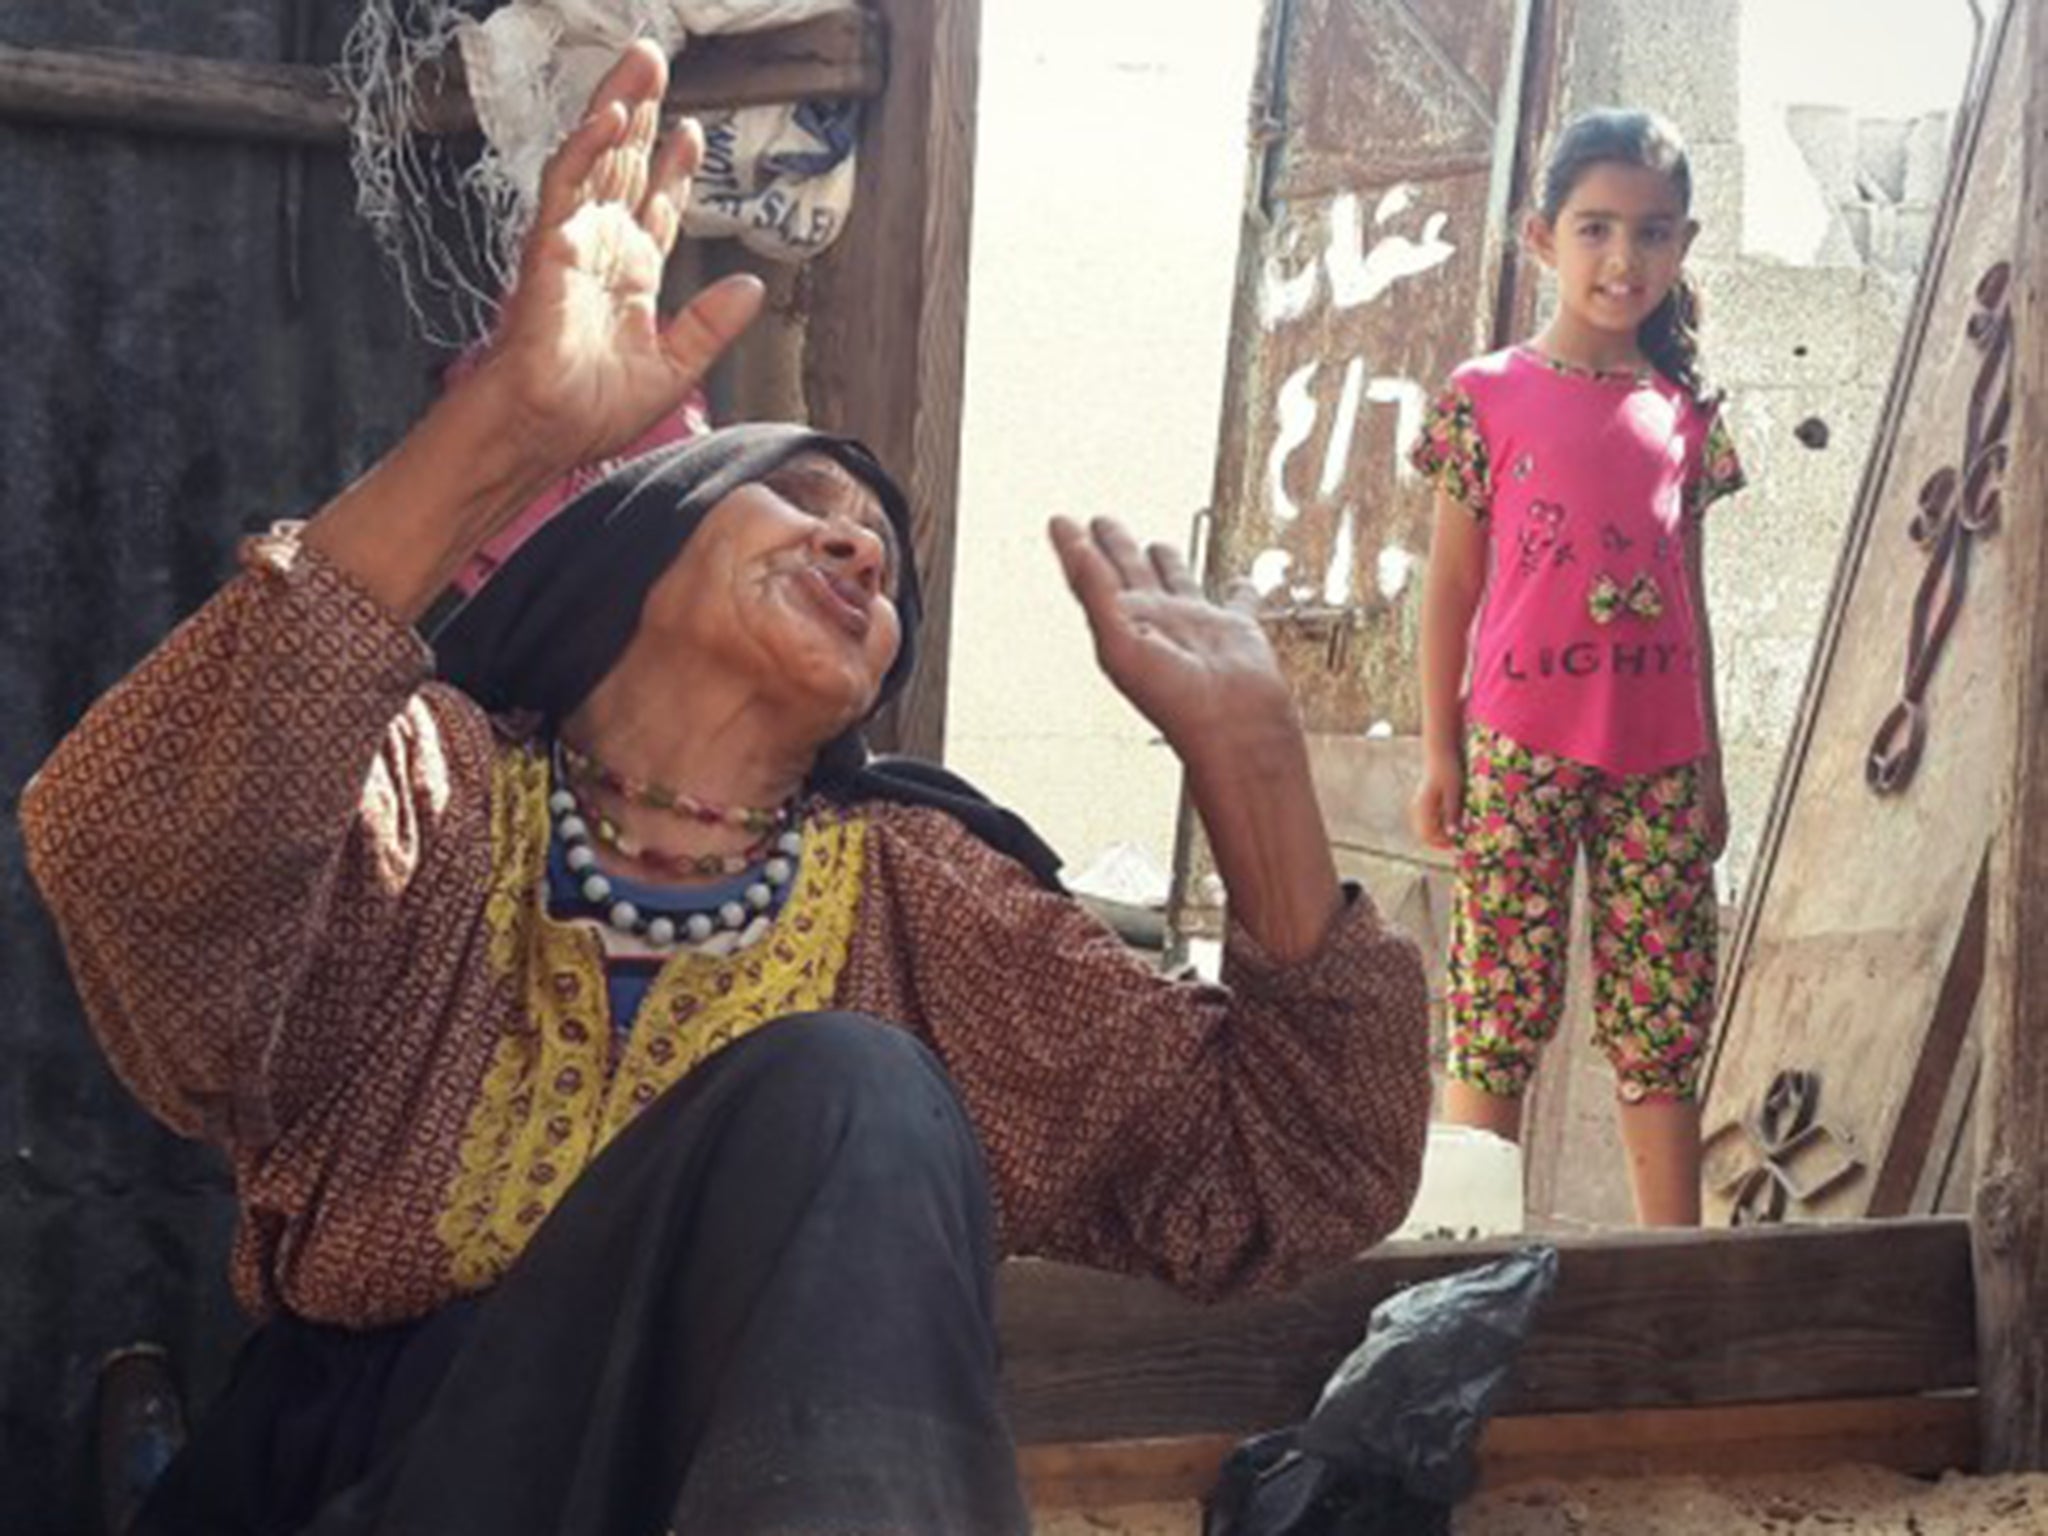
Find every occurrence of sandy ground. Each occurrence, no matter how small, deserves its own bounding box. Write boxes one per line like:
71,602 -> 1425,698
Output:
1035,1467 -> 2048,1535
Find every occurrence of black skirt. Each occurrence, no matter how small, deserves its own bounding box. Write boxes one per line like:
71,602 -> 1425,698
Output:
136,1013 -> 1030,1536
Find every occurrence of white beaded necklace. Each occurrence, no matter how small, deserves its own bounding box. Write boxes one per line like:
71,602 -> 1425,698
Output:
549,781 -> 801,956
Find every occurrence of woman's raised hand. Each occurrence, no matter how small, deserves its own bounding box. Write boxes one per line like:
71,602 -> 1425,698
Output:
488,40 -> 764,471
1050,517 -> 1297,757
300,42 -> 763,622
1051,517 -> 1345,959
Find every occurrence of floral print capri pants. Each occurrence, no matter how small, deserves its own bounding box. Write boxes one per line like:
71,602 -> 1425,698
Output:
1446,725 -> 1718,1104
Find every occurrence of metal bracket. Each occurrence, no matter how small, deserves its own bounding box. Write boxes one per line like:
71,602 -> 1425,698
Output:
1867,260 -> 2014,794
1705,1068 -> 1866,1225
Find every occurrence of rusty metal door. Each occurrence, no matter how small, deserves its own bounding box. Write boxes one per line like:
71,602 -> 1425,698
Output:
1172,0 -> 1563,943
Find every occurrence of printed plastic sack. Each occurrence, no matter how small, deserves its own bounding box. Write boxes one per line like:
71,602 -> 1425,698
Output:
1204,1246 -> 1559,1536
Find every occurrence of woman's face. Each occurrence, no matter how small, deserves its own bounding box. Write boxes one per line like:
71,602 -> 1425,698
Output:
636,452 -> 905,733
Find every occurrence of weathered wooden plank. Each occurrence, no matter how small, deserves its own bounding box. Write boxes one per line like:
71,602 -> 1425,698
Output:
997,1220 -> 1975,1444
0,14 -> 884,145
803,0 -> 978,760
1172,0 -> 1560,945
1304,733 -> 1450,870
1018,1396 -> 1980,1508
1490,0 -> 1574,344
1019,1434 -> 1241,1511
1478,1395 -> 1980,1486
1702,0 -> 2027,1223
1868,850 -> 1988,1214
1203,0 -> 1530,739
1920,1035 -> 1980,1214
1975,0 -> 2048,1472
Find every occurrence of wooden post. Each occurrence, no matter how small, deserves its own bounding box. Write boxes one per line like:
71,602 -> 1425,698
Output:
803,0 -> 981,760
1973,0 -> 2048,1473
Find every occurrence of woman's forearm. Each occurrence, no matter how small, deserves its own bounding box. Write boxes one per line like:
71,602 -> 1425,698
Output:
304,365 -> 573,624
1183,712 -> 1342,964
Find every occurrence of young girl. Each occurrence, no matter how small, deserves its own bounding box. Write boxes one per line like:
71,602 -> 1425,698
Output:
1407,109 -> 1745,1225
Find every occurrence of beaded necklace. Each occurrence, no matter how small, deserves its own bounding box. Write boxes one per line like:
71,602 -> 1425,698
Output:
558,738 -> 791,837
584,809 -> 782,879
553,740 -> 797,877
548,764 -> 802,955
1517,343 -> 1653,386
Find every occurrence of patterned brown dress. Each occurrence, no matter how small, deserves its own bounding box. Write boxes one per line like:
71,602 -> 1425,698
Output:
21,526 -> 1433,1328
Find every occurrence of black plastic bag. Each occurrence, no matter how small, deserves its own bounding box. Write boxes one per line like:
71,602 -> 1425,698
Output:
1204,1246 -> 1559,1536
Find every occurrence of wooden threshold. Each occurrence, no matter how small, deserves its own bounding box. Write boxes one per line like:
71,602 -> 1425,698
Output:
1000,1219 -> 1976,1444
1020,1394 -> 1981,1509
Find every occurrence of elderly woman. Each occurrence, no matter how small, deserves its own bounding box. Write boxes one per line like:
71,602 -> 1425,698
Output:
23,42 -> 1429,1536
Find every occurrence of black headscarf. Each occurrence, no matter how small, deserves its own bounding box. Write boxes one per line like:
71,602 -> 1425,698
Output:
431,423 -> 1062,889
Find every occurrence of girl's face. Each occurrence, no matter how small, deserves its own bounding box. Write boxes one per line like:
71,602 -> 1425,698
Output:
1528,161 -> 1697,338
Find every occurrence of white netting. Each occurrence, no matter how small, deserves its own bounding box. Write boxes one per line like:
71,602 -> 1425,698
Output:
338,0 -> 861,350
340,0 -> 523,348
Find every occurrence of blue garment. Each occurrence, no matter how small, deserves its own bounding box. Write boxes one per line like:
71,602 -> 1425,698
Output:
544,834 -> 793,1030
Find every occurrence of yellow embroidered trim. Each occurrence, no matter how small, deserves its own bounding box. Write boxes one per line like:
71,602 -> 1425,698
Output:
481,746 -> 552,979
601,810 -> 866,1140
440,745 -> 610,1291
438,747 -> 867,1292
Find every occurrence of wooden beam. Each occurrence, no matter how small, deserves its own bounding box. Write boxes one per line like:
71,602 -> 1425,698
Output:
998,1220 -> 1976,1444
1974,0 -> 2048,1472
803,0 -> 980,761
1868,849 -> 1988,1214
0,46 -> 352,144
0,14 -> 884,145
1475,1394 -> 1979,1486
1019,1434 -> 1243,1510
1489,0 -> 1574,347
1018,1396 -> 1981,1508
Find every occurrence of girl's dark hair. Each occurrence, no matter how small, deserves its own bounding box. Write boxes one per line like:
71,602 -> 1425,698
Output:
1535,108 -> 1709,401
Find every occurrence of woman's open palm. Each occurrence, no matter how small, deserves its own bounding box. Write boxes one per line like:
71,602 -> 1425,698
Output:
491,41 -> 763,469
1050,517 -> 1294,752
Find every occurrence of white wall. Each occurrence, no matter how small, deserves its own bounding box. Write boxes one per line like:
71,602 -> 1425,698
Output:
946,2 -> 1262,884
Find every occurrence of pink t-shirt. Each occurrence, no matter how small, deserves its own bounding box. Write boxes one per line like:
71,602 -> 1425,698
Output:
1411,345 -> 1745,776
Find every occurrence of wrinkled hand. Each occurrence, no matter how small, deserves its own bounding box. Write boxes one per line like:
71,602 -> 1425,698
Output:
487,40 -> 763,471
1049,517 -> 1295,753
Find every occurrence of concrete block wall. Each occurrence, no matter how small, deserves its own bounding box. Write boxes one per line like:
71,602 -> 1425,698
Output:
1787,105 -> 1952,274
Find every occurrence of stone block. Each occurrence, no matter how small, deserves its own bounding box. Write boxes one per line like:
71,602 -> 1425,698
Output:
1812,208 -> 1867,268
1698,264 -> 1888,387
1710,384 -> 1886,628
1855,117 -> 1912,203
1704,377 -> 1892,895
1904,111 -> 1956,203
1687,141 -> 1745,260
1889,204 -> 1940,275
1564,0 -> 1740,143
1784,103 -> 1857,203
1854,270 -> 1917,378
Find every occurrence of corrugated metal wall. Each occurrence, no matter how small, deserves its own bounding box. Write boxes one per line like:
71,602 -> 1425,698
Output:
2,8 -> 447,1528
